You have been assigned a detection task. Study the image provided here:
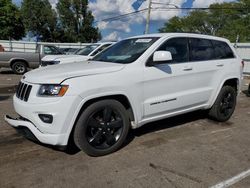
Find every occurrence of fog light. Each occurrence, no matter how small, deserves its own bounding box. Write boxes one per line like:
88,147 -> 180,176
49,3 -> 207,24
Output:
39,114 -> 53,124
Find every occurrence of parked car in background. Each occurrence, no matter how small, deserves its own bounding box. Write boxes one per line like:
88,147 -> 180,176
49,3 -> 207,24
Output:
0,44 -> 63,74
65,48 -> 82,55
59,48 -> 73,54
5,33 -> 243,156
40,42 -> 114,67
60,47 -> 86,55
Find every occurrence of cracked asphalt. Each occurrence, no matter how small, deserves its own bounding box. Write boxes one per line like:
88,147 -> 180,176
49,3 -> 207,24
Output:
0,68 -> 250,188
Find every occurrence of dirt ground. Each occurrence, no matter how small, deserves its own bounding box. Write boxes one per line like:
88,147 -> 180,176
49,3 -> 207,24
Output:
0,68 -> 250,188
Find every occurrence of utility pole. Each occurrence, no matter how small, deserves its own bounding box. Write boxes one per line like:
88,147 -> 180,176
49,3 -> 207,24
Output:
145,0 -> 152,34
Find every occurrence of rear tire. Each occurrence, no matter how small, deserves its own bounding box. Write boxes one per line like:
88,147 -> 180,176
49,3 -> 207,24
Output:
73,99 -> 130,156
247,83 -> 250,97
12,61 -> 27,75
208,86 -> 237,122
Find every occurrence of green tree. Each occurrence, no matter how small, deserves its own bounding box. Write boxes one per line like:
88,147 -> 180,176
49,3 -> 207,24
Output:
159,0 -> 250,42
57,0 -> 101,42
21,0 -> 60,42
159,10 -> 215,35
159,16 -> 185,33
0,0 -> 25,40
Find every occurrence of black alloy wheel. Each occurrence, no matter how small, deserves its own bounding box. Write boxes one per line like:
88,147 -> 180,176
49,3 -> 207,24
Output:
208,86 -> 237,122
86,106 -> 124,149
74,100 -> 130,156
218,92 -> 235,118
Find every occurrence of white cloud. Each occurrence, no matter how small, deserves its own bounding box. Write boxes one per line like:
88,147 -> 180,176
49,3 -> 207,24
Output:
97,21 -> 108,30
48,0 -> 237,40
97,21 -> 131,32
103,31 -> 121,41
140,0 -> 186,20
89,0 -> 188,35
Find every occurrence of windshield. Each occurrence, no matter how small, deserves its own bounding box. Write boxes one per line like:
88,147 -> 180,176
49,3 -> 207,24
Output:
92,37 -> 159,64
75,45 -> 100,55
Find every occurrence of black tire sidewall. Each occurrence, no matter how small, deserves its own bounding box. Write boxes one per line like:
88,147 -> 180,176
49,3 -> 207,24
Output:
209,86 -> 237,122
73,100 -> 130,156
247,83 -> 250,97
12,62 -> 27,75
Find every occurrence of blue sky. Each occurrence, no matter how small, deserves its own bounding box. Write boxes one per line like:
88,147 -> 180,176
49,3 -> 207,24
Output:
100,0 -> 195,40
12,0 -> 235,41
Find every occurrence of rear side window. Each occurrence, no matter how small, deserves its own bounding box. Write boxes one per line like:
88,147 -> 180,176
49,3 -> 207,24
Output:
190,38 -> 215,61
158,37 -> 189,63
211,40 -> 235,59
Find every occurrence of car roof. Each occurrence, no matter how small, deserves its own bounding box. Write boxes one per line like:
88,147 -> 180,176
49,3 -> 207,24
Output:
128,33 -> 230,43
95,42 -> 115,45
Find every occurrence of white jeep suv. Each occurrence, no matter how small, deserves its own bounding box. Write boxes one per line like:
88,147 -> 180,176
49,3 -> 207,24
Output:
5,33 -> 243,156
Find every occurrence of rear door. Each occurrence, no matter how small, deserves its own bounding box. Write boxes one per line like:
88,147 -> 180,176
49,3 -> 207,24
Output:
209,40 -> 237,96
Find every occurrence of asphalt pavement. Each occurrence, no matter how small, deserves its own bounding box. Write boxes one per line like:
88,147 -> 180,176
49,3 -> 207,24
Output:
0,68 -> 250,188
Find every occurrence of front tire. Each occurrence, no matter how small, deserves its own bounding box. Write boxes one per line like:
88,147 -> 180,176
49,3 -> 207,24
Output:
208,86 -> 237,122
12,61 -> 27,75
73,100 -> 130,156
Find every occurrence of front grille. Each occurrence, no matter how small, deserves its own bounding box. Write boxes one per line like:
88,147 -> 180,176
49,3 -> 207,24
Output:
16,82 -> 32,102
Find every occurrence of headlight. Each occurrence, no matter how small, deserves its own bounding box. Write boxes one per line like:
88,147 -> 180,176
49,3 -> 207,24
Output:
41,61 -> 60,67
51,61 -> 60,65
38,85 -> 69,97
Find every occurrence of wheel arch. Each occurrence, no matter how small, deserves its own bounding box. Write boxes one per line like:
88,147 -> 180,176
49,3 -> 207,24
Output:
222,78 -> 239,93
210,77 -> 240,108
78,95 -> 135,122
10,59 -> 29,68
66,94 -> 136,146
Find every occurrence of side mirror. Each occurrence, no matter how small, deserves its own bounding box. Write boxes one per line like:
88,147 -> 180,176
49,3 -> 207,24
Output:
153,51 -> 172,62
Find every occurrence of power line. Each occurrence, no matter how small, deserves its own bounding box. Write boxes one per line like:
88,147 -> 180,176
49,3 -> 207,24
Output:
93,9 -> 148,23
93,6 -> 250,23
154,7 -> 250,10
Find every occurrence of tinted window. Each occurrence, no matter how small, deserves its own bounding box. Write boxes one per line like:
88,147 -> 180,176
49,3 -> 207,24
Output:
190,38 -> 215,61
158,38 -> 189,63
212,40 -> 234,59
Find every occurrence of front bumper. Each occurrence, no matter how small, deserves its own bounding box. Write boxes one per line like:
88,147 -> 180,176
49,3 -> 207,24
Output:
5,115 -> 67,146
5,78 -> 84,147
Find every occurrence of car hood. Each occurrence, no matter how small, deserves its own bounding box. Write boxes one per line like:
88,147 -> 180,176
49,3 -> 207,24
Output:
58,55 -> 90,64
42,55 -> 82,61
23,61 -> 125,84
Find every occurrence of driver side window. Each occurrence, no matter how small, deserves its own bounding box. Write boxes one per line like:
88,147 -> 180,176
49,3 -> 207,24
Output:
158,37 -> 189,63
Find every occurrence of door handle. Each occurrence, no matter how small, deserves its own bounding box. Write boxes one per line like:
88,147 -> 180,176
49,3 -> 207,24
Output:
183,67 -> 193,71
216,63 -> 224,67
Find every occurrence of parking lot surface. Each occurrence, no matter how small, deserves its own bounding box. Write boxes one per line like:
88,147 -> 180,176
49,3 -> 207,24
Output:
0,68 -> 250,188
